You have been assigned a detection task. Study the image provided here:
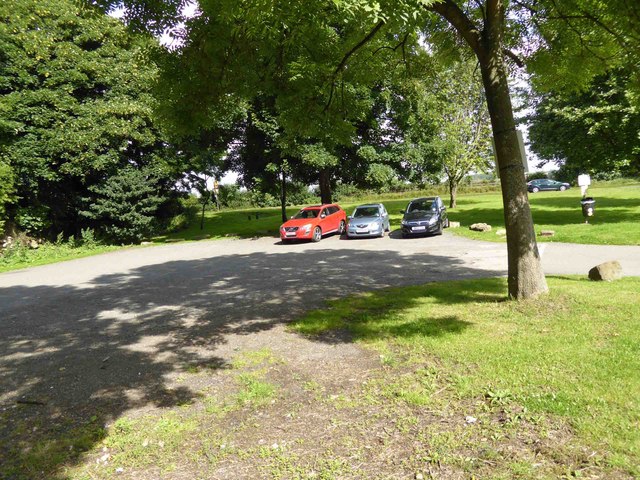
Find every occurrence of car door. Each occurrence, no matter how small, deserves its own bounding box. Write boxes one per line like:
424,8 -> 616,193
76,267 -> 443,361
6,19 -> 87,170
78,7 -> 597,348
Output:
327,206 -> 339,231
319,207 -> 333,232
380,205 -> 389,229
438,198 -> 447,225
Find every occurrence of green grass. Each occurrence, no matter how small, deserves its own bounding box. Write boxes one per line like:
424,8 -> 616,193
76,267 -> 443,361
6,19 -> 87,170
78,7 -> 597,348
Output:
156,182 -> 639,246
0,242 -> 121,273
291,276 -> 640,475
1,181 -> 637,273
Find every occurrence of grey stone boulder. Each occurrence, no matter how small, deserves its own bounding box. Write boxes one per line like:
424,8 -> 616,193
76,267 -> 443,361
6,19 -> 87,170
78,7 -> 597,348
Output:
588,261 -> 623,282
469,223 -> 492,232
496,228 -> 506,236
539,230 -> 555,237
448,221 -> 461,228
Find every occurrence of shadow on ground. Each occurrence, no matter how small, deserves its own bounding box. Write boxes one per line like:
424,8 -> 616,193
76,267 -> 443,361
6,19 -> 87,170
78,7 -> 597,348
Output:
0,246 -> 503,478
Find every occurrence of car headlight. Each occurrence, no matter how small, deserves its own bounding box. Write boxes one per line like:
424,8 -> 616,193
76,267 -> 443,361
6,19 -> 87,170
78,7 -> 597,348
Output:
428,216 -> 437,225
401,219 -> 407,226
302,223 -> 312,232
371,222 -> 382,229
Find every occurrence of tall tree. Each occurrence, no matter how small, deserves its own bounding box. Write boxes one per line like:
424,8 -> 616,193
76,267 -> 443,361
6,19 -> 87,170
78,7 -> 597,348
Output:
0,0 -> 177,237
528,68 -> 640,178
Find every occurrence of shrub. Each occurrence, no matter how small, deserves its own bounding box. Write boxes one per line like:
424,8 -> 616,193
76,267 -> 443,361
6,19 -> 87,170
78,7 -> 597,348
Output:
80,167 -> 165,244
165,196 -> 200,233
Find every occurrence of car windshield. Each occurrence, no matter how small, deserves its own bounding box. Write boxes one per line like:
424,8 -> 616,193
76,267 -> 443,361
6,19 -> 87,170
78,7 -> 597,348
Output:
407,200 -> 435,212
293,209 -> 320,219
353,207 -> 380,218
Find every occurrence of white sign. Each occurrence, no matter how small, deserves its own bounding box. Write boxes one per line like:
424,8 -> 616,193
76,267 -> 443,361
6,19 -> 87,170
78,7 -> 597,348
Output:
578,174 -> 591,187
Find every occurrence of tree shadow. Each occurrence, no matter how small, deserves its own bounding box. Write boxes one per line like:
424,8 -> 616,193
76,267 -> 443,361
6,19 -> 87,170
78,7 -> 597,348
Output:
0,246 -> 503,478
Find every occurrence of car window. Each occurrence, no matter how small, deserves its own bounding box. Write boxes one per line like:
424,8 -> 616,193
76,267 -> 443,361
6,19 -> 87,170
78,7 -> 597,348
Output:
408,200 -> 434,212
328,206 -> 338,215
293,209 -> 320,219
353,206 -> 380,217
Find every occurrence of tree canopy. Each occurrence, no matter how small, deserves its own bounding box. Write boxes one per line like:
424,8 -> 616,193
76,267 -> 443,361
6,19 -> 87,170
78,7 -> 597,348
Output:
0,0 -> 179,239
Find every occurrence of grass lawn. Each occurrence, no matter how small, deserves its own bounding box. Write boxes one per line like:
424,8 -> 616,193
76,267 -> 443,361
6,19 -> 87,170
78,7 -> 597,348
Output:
8,277 -> 638,479
292,276 -> 640,476
156,182 -> 640,246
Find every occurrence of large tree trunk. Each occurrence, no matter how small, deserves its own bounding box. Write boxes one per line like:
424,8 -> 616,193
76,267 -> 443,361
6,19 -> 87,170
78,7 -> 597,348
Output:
479,53 -> 548,299
429,0 -> 548,299
319,168 -> 332,204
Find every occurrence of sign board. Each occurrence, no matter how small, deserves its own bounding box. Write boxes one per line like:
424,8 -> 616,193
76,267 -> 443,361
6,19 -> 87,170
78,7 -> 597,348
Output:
577,174 -> 591,187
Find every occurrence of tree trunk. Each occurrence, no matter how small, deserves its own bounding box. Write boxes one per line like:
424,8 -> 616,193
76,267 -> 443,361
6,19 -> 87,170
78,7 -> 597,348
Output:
280,166 -> 287,223
448,178 -> 458,208
319,168 -> 332,204
479,53 -> 548,299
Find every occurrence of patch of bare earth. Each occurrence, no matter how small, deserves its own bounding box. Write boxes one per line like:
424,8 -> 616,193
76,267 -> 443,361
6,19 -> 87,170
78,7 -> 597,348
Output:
65,325 -> 632,480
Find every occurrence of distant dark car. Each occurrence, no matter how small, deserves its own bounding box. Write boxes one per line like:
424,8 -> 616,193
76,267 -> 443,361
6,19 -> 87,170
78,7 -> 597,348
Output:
527,179 -> 570,193
400,196 -> 448,238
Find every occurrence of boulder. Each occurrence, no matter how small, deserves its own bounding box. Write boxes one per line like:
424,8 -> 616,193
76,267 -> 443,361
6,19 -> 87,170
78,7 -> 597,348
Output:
588,261 -> 622,282
496,228 -> 506,236
448,221 -> 461,228
469,223 -> 492,232
539,230 -> 555,237
29,239 -> 39,249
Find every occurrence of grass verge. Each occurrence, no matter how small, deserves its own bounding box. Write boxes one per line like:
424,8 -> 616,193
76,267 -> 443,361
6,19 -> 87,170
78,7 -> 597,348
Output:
292,276 -> 640,475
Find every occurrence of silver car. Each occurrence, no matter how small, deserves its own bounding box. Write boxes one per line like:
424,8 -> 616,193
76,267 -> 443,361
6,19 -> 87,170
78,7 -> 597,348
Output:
346,203 -> 391,238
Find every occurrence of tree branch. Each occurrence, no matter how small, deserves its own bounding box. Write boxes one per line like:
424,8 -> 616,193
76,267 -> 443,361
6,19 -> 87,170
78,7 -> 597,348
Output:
426,0 -> 483,57
324,20 -> 385,113
503,48 -> 524,67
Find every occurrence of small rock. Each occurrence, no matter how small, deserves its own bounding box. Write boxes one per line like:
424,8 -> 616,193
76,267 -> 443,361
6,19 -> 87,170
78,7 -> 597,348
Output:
465,415 -> 477,424
29,239 -> 39,249
588,261 -> 622,282
157,440 -> 165,448
115,467 -> 124,474
539,230 -> 555,237
448,221 -> 460,228
142,439 -> 149,447
141,241 -> 153,245
469,223 -> 492,232
496,228 -> 506,236
415,474 -> 424,480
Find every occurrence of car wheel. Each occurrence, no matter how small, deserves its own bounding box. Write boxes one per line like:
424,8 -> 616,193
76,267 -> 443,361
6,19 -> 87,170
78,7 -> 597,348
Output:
312,226 -> 322,242
559,185 -> 567,191
338,220 -> 346,235
532,187 -> 540,193
385,222 -> 390,232
436,221 -> 444,236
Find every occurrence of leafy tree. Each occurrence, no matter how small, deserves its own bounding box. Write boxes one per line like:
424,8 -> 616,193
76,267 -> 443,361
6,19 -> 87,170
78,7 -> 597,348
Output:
80,167 -> 164,243
528,68 -> 640,178
0,159 -> 12,236
429,61 -> 493,207
0,0 -> 176,237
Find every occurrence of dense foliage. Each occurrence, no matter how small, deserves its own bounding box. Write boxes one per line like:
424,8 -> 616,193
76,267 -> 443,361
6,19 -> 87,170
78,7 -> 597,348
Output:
0,0 -> 180,241
528,68 -> 640,179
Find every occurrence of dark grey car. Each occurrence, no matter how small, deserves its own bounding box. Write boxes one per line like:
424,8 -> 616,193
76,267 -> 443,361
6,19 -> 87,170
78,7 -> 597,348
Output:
400,196 -> 448,237
346,203 -> 390,238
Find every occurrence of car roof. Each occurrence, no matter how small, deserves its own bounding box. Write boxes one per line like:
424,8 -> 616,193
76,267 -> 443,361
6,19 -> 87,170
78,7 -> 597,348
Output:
302,203 -> 339,210
409,197 -> 439,202
354,203 -> 383,208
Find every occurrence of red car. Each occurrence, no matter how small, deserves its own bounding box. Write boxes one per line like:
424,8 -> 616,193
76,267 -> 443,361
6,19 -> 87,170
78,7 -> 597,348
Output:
280,204 -> 347,243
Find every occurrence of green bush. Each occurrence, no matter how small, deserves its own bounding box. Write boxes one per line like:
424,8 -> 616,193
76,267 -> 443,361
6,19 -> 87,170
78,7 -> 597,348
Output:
165,196 -> 200,233
80,167 -> 165,244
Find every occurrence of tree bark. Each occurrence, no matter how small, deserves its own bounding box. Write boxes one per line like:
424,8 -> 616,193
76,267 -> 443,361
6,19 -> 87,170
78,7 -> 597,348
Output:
319,168 -> 332,204
478,52 -> 548,299
448,178 -> 458,208
429,0 -> 548,299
